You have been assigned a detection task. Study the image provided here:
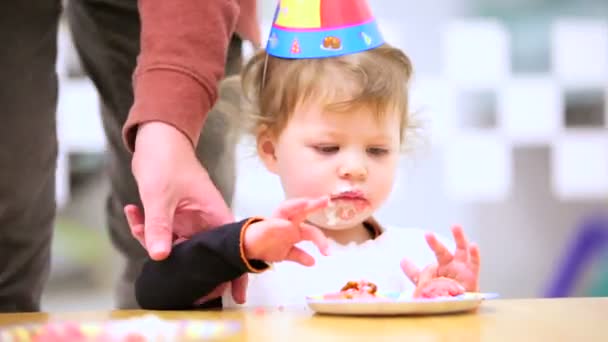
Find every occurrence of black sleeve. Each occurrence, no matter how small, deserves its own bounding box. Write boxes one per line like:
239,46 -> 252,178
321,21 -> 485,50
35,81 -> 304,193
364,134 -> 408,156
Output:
135,217 -> 269,310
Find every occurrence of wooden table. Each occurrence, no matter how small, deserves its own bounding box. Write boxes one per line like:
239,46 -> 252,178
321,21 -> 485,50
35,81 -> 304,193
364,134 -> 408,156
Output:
0,298 -> 606,341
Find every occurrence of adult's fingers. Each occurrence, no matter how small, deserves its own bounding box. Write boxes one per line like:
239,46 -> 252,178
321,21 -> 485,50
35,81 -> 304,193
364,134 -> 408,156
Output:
124,205 -> 145,247
139,192 -> 175,261
231,274 -> 249,304
193,180 -> 235,228
193,283 -> 229,305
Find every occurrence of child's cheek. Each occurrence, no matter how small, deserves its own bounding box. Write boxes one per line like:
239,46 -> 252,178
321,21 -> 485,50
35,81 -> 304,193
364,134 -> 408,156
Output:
285,175 -> 328,198
278,161 -> 324,198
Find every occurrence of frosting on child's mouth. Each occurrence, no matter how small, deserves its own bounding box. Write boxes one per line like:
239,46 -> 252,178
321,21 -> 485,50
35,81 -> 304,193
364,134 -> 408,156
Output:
318,188 -> 371,227
324,197 -> 370,226
306,188 -> 372,228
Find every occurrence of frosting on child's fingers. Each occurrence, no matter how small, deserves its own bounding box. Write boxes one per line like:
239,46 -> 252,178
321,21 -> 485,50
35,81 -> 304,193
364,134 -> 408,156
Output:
413,276 -> 465,299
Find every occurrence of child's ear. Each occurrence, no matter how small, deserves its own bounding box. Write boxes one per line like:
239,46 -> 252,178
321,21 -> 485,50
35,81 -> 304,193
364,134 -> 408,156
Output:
256,127 -> 279,174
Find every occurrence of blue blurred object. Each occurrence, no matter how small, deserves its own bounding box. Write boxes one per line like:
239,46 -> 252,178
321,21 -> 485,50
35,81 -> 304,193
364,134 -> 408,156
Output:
545,214 -> 608,297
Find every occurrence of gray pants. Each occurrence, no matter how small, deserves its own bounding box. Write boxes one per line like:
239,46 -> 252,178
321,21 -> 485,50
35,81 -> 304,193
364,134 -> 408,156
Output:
0,0 -> 241,312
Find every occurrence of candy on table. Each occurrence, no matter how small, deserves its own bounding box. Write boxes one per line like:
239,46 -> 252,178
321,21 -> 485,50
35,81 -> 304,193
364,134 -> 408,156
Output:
0,314 -> 241,342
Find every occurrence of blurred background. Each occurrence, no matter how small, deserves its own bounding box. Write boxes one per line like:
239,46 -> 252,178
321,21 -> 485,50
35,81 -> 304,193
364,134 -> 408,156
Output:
44,0 -> 608,311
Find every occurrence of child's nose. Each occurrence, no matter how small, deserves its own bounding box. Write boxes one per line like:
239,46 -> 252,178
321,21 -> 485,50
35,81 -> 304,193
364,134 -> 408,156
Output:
338,163 -> 367,181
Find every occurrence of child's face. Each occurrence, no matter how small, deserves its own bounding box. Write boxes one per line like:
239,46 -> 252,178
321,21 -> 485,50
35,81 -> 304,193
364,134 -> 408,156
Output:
258,102 -> 401,230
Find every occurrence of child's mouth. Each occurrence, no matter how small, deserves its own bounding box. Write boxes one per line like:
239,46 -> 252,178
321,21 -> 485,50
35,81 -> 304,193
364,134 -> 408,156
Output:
330,191 -> 369,208
330,190 -> 365,200
325,190 -> 371,224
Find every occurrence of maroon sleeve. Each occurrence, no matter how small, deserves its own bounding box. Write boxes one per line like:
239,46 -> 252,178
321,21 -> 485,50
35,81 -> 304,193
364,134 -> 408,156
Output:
123,0 -> 240,152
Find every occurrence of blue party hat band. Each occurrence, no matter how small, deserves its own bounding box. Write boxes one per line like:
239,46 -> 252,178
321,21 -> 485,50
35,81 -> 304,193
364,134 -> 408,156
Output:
266,19 -> 384,59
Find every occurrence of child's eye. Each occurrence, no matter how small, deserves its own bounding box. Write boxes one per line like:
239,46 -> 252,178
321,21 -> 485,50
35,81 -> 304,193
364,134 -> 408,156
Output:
367,147 -> 389,156
314,145 -> 340,154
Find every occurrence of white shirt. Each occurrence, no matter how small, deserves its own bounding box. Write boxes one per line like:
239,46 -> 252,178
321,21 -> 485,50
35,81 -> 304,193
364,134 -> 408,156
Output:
222,226 -> 454,309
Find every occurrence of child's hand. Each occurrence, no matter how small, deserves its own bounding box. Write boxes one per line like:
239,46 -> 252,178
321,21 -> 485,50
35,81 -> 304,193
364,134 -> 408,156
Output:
400,225 -> 480,292
412,277 -> 465,298
243,196 -> 330,266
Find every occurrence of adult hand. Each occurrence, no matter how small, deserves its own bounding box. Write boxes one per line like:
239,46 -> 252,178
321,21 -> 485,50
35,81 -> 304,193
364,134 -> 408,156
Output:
126,121 -> 247,303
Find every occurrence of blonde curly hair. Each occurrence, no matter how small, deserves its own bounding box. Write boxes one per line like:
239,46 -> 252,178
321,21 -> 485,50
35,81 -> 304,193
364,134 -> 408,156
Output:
237,44 -> 416,148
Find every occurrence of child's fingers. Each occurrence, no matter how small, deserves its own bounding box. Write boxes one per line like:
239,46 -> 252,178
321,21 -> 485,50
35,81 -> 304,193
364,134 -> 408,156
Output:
285,246 -> 316,266
412,266 -> 438,298
273,197 -> 329,223
417,277 -> 465,298
469,242 -> 481,275
290,196 -> 330,224
425,233 -> 454,266
303,196 -> 330,215
273,198 -> 309,219
418,265 -> 437,287
300,222 -> 330,256
400,258 -> 421,284
451,225 -> 469,261
124,204 -> 146,247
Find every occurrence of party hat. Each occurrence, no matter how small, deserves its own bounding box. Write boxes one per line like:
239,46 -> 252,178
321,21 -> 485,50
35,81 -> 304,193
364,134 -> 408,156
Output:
265,0 -> 384,59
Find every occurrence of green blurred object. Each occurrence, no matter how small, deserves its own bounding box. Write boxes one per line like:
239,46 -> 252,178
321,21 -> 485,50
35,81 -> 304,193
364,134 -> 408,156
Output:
585,251 -> 608,296
53,218 -> 110,264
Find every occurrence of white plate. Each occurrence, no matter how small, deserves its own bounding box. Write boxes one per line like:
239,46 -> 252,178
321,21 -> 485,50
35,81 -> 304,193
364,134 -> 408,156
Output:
306,292 -> 499,316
